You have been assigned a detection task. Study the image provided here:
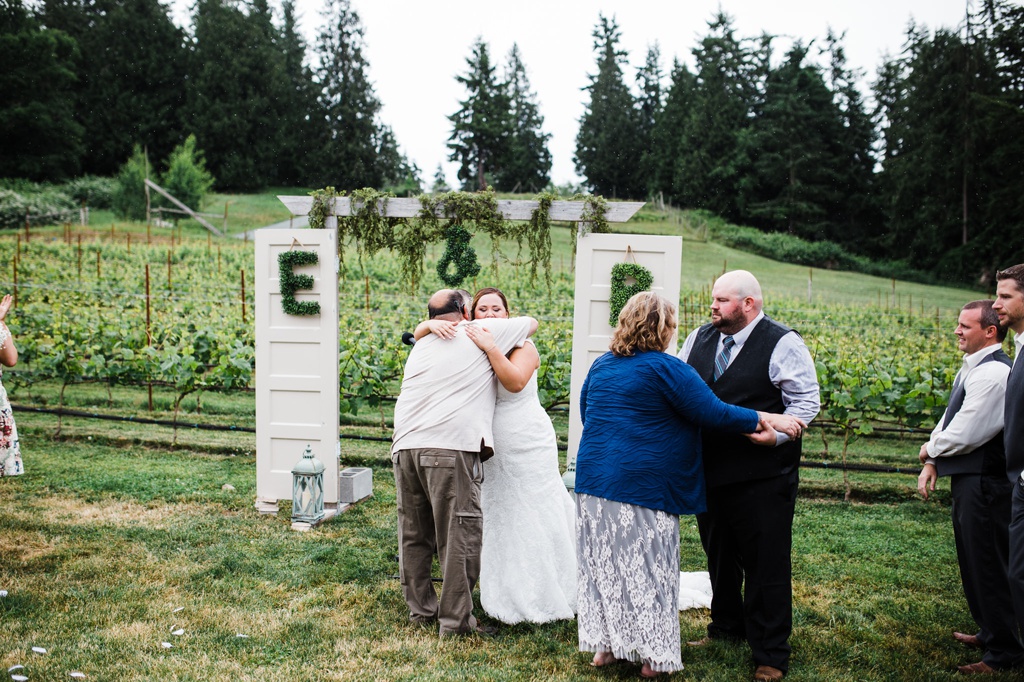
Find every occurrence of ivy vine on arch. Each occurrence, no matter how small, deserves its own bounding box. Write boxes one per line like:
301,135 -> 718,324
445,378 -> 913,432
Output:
304,186 -> 609,291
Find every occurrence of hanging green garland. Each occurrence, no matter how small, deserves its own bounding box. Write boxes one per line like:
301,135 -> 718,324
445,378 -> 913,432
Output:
278,250 -> 321,316
436,223 -> 482,287
608,262 -> 654,326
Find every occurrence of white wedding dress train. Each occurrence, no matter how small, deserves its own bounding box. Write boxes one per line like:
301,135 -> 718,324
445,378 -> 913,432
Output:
480,371 -> 577,624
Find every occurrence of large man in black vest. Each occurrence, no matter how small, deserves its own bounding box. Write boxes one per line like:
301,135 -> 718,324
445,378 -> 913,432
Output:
679,270 -> 819,682
995,264 -> 1024,675
916,300 -> 1019,675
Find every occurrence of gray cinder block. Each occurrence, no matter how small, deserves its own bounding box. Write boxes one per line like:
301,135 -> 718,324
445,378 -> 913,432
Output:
339,467 -> 372,503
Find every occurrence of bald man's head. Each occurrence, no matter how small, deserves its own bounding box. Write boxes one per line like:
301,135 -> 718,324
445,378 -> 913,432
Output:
710,270 -> 763,334
428,289 -> 468,321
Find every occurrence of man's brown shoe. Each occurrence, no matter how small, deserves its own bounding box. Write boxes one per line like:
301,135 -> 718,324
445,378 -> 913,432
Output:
754,665 -> 784,681
957,661 -> 997,675
954,632 -> 983,649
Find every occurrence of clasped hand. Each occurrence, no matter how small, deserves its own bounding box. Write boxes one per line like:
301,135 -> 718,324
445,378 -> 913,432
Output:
746,412 -> 807,447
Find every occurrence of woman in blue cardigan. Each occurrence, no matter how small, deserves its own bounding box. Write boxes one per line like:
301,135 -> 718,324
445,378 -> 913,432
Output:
575,291 -> 803,678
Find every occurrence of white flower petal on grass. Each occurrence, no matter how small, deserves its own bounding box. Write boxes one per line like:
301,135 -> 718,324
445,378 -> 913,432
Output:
171,629 -> 184,636
70,673 -> 87,679
8,665 -> 24,672
12,675 -> 28,681
161,642 -> 173,649
0,589 -> 8,597
236,633 -> 249,638
32,646 -> 47,654
172,607 -> 184,613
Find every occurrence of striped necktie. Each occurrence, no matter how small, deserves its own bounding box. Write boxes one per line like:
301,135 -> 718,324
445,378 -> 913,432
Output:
714,335 -> 735,381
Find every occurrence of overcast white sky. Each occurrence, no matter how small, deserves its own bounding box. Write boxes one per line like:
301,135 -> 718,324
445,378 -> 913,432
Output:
171,0 -> 970,188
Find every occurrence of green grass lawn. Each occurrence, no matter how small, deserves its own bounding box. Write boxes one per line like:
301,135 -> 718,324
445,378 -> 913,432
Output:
1,413 -> 1019,681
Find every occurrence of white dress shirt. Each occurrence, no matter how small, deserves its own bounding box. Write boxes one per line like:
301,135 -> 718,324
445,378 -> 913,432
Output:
678,311 -> 821,444
926,343 -> 1010,460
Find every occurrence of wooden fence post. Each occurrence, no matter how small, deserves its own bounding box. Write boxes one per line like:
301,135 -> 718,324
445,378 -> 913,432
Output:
241,269 -> 247,323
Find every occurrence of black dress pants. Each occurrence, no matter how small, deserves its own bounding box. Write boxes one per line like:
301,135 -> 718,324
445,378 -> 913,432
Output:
697,469 -> 798,672
950,472 -> 1024,668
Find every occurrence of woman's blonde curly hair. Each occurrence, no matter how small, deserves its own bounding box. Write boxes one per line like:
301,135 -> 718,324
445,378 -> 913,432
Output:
609,291 -> 677,357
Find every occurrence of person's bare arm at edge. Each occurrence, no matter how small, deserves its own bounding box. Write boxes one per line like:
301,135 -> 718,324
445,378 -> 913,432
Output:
413,319 -> 457,341
413,316 -> 538,342
464,325 -> 539,393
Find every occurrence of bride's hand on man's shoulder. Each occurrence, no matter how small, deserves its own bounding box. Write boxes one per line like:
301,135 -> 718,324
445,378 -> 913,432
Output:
427,319 -> 458,340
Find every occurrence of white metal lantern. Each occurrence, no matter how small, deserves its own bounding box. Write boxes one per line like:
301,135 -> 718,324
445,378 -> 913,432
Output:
291,444 -> 325,524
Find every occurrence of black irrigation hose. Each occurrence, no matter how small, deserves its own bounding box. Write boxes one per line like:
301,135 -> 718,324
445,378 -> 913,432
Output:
15,404 -> 923,475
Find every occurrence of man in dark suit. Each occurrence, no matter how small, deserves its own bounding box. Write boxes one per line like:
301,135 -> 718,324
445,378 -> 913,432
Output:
916,300 -> 1019,674
679,270 -> 819,681
995,264 -> 1024,675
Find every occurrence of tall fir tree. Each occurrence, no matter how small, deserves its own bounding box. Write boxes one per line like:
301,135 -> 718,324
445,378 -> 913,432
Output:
635,44 -> 663,198
741,43 -> 839,238
39,0 -> 186,177
447,38 -> 513,191
677,12 -> 767,218
275,0 -> 320,186
648,59 -> 697,205
873,23 -> 1000,280
575,14 -> 644,198
0,0 -> 82,180
312,0 -> 392,189
184,0 -> 291,190
494,44 -> 551,193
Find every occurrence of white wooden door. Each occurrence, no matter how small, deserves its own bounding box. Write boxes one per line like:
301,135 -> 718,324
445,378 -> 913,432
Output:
255,229 -> 340,504
566,233 -> 682,484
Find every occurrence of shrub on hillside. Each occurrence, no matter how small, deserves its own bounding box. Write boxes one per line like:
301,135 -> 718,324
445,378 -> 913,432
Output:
0,189 -> 76,229
710,222 -> 936,286
61,175 -> 117,209
112,145 -> 151,221
160,134 -> 214,214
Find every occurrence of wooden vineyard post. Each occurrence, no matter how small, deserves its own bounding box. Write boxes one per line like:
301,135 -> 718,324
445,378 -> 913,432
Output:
12,258 -> 17,307
167,250 -> 172,292
217,246 -> 222,275
96,251 -> 101,280
240,269 -> 247,324
127,233 -> 131,254
145,264 -> 153,411
110,224 -> 115,242
365,275 -> 370,313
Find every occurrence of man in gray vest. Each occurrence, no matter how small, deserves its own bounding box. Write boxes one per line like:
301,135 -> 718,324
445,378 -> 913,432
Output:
679,270 -> 819,681
916,300 -> 1018,674
995,264 -> 1024,674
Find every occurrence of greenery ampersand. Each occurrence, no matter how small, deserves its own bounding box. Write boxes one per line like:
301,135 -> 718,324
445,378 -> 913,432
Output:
608,262 -> 654,326
278,250 -> 321,316
436,223 -> 481,287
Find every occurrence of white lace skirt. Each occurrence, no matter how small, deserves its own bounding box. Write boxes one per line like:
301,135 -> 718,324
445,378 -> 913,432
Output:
576,493 -> 683,673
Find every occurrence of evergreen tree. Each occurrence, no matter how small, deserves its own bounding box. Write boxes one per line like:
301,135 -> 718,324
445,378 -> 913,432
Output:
0,0 -> 82,180
574,14 -> 644,198
160,134 -> 215,213
111,145 -> 151,220
275,0 -> 320,186
873,23 -> 999,279
432,164 -> 450,193
741,43 -> 838,238
635,44 -> 663,197
40,0 -> 187,177
677,12 -> 766,217
821,30 -> 882,248
184,0 -> 291,190
494,44 -> 551,193
312,0 -> 390,189
648,59 -> 697,205
448,38 -> 513,191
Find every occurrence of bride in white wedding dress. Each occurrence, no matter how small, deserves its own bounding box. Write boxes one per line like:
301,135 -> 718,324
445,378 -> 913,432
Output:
417,288 -> 577,624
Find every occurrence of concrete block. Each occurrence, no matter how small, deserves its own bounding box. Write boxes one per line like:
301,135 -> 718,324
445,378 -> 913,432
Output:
339,467 -> 372,503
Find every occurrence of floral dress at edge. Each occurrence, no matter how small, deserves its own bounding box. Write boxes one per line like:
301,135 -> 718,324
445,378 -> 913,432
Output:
0,324 -> 21,477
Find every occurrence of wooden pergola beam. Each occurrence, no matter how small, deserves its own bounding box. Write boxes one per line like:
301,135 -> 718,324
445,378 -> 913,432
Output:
277,196 -> 645,223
